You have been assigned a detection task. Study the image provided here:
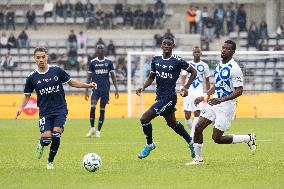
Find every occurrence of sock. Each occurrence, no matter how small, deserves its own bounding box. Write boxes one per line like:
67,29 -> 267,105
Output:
190,117 -> 199,138
40,137 -> 52,146
172,121 -> 192,144
232,135 -> 250,144
142,122 -> 153,145
48,131 -> 61,163
90,107 -> 95,128
97,108 -> 105,131
193,143 -> 203,161
185,119 -> 192,129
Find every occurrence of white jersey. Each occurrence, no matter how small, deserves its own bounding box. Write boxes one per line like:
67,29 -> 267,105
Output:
213,58 -> 243,113
181,60 -> 210,95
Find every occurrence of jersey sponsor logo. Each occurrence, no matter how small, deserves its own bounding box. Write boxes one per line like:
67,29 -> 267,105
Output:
95,63 -> 106,67
39,85 -> 60,95
156,71 -> 173,79
23,97 -> 38,116
95,69 -> 109,74
43,78 -> 52,83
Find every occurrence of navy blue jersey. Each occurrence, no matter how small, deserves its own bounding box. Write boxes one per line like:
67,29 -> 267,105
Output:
151,54 -> 191,98
24,65 -> 71,116
88,57 -> 114,93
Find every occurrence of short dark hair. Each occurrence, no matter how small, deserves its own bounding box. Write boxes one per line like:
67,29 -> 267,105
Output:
34,46 -> 48,55
162,35 -> 174,43
224,40 -> 236,50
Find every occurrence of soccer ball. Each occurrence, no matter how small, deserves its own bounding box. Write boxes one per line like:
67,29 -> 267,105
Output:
82,153 -> 102,172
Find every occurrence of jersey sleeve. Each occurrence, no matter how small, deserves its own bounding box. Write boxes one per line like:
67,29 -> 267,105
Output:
179,58 -> 191,70
88,61 -> 94,73
204,63 -> 211,78
231,65 -> 244,87
181,69 -> 188,76
59,67 -> 72,84
24,76 -> 34,94
109,61 -> 115,73
150,57 -> 156,73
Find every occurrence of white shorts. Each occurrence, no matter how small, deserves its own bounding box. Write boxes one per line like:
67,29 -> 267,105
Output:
183,94 -> 205,112
200,104 -> 235,132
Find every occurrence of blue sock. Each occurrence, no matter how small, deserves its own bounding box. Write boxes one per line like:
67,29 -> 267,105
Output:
48,131 -> 61,163
142,122 -> 153,145
90,107 -> 95,128
40,137 -> 52,146
172,121 -> 192,144
97,108 -> 105,131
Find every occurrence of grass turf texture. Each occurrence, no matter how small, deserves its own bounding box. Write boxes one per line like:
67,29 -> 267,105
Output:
0,118 -> 283,189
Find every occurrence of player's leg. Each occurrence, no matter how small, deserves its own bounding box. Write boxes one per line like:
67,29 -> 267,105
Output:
190,110 -> 200,139
96,93 -> 109,137
47,115 -> 66,169
138,108 -> 157,159
87,93 -> 99,137
183,95 -> 192,129
36,116 -> 52,159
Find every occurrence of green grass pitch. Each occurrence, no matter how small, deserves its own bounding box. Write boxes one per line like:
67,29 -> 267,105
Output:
0,118 -> 283,189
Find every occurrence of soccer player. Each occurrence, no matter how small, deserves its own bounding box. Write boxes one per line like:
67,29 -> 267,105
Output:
180,46 -> 210,139
15,47 -> 96,169
136,36 -> 197,159
188,40 -> 257,165
85,44 -> 119,138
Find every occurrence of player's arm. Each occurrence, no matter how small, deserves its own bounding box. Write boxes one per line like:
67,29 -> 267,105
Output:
180,66 -> 197,97
110,71 -> 119,99
136,72 -> 156,96
15,94 -> 31,119
68,79 -> 97,89
194,86 -> 215,106
84,72 -> 92,100
208,86 -> 243,105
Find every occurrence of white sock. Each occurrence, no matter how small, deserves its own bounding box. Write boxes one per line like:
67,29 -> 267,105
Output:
232,135 -> 250,144
185,119 -> 192,129
147,143 -> 154,148
190,117 -> 199,138
90,128 -> 95,131
193,143 -> 203,161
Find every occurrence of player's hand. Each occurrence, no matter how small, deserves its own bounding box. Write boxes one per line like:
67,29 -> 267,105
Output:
194,96 -> 205,106
179,87 -> 188,97
115,90 -> 119,99
87,82 -> 97,89
15,107 -> 23,119
208,98 -> 222,105
85,92 -> 89,101
136,87 -> 144,96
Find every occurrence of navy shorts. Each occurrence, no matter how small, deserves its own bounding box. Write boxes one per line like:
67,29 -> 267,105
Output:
150,96 -> 177,116
38,114 -> 67,133
91,90 -> 109,105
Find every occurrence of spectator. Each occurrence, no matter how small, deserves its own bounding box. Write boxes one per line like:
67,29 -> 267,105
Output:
225,4 -> 235,34
96,37 -> 105,47
164,28 -> 174,39
0,50 -> 16,70
43,0 -> 54,21
49,52 -> 58,64
144,7 -> 154,29
0,31 -> 8,48
272,72 -> 283,91
154,7 -> 165,29
247,21 -> 259,49
64,0 -> 73,18
143,57 -> 151,78
55,0 -> 64,18
6,7 -> 15,30
106,40 -> 116,57
276,22 -> 284,39
259,20 -> 268,40
67,46 -> 79,70
115,56 -> 127,86
68,29 -> 77,49
78,53 -> 88,70
200,36 -> 210,51
25,5 -> 37,30
95,9 -> 105,29
257,39 -> 268,51
77,31 -> 86,49
203,14 -> 215,41
154,33 -> 163,47
86,14 -> 95,29
187,5 -> 196,33
124,7 -> 133,27
114,2 -> 124,17
7,32 -> 17,49
74,0 -> 84,18
214,4 -> 225,38
273,42 -> 283,51
195,6 -> 202,33
58,53 -> 68,69
236,4 -> 247,32
104,11 -> 114,29
134,6 -> 144,29
84,0 -> 94,18
17,30 -> 29,48
154,0 -> 165,11
0,9 -> 4,29
201,6 -> 209,35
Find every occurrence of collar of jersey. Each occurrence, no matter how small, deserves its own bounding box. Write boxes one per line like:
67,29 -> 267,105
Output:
161,55 -> 172,60
220,58 -> 235,66
95,57 -> 106,62
36,64 -> 50,74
